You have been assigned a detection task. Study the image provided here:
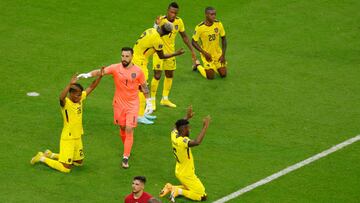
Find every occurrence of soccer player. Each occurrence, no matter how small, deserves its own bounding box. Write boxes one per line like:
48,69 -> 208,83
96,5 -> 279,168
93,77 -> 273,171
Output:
124,176 -> 154,203
77,47 -> 152,168
150,2 -> 198,110
30,70 -> 104,173
133,22 -> 185,124
159,106 -> 210,202
192,6 -> 227,80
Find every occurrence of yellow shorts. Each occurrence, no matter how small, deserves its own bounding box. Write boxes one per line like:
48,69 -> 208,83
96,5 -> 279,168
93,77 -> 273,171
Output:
152,54 -> 176,71
200,54 -> 227,71
176,173 -> 206,196
133,58 -> 149,80
58,138 -> 84,164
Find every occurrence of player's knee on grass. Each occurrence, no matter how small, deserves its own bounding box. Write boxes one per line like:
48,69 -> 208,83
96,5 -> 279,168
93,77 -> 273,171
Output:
154,70 -> 162,80
63,163 -> 72,169
165,70 -> 174,78
206,69 -> 215,80
218,67 -> 227,78
73,160 -> 83,166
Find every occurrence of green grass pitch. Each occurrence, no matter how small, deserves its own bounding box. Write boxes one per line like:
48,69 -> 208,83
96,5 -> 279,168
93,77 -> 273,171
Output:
1,0 -> 360,202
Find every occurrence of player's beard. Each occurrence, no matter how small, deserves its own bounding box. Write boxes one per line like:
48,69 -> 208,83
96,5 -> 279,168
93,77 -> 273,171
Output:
122,60 -> 130,67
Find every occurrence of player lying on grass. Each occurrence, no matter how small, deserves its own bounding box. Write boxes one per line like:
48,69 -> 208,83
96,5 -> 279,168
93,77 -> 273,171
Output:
192,6 -> 227,79
160,106 -> 210,202
30,69 -> 104,173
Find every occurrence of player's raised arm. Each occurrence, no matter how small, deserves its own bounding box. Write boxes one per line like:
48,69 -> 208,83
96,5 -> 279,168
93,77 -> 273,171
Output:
184,105 -> 194,120
188,115 -> 211,147
59,74 -> 78,107
85,67 -> 104,96
180,31 -> 197,64
77,66 -> 108,79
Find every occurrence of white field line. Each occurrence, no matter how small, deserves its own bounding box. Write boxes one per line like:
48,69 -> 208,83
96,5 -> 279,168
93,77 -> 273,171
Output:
213,134 -> 360,203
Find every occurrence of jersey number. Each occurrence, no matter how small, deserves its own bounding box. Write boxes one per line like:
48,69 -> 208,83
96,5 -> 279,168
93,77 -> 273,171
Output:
208,34 -> 216,41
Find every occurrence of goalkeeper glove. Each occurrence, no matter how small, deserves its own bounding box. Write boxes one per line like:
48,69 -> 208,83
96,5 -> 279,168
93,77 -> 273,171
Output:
77,73 -> 92,79
144,98 -> 153,115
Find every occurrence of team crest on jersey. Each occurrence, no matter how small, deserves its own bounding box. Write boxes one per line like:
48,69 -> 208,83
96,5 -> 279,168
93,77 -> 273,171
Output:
214,28 -> 218,33
159,44 -> 163,49
175,25 -> 178,30
131,73 -> 137,79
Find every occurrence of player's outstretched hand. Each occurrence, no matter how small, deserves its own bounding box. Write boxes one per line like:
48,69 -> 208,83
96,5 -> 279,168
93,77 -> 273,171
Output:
155,15 -> 161,25
175,48 -> 185,56
70,74 -> 78,84
203,115 -> 211,128
186,105 -> 194,120
77,72 -> 92,79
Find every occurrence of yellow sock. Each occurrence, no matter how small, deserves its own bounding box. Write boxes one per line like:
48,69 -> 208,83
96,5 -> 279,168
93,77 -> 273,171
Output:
182,189 -> 203,201
43,158 -> 71,173
197,65 -> 207,79
138,92 -> 145,116
151,78 -> 160,98
162,77 -> 173,97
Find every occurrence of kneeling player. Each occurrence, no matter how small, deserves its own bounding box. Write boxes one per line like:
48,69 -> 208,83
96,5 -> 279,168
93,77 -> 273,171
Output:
160,106 -> 210,202
192,6 -> 227,80
30,70 -> 104,173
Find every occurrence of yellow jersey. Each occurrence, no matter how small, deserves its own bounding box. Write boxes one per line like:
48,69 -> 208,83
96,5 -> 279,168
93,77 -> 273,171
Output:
157,16 -> 185,53
133,28 -> 164,64
171,129 -> 195,177
60,91 -> 86,140
192,20 -> 226,56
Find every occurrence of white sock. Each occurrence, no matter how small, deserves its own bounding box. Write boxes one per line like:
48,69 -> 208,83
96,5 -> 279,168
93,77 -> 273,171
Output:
162,96 -> 168,100
40,156 -> 46,162
178,188 -> 183,195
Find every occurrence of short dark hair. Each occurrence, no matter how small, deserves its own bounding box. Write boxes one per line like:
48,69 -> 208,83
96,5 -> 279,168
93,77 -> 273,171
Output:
69,83 -> 84,93
134,176 -> 146,184
122,47 -> 133,55
205,6 -> 215,13
175,119 -> 189,130
160,23 -> 172,35
168,2 -> 179,9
